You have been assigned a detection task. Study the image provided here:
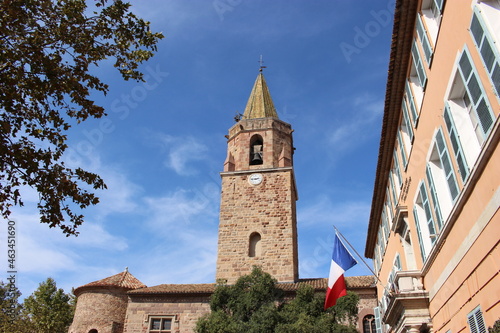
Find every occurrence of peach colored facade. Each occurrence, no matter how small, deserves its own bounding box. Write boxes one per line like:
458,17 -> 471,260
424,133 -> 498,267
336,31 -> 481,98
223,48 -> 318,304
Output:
365,1 -> 500,332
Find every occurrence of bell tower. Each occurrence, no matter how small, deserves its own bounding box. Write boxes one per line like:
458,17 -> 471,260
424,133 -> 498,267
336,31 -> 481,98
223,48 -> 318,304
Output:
216,71 -> 298,284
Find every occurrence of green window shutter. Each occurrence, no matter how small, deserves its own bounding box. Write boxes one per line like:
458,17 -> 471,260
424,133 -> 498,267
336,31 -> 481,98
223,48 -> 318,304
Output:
402,98 -> 414,141
420,181 -> 436,242
492,62 -> 500,97
417,14 -> 433,65
398,131 -> 408,168
378,228 -> 386,253
470,13 -> 484,47
405,81 -> 419,122
434,0 -> 443,12
374,307 -> 382,333
436,129 -> 460,201
476,94 -> 494,134
459,49 -> 495,140
382,210 -> 390,240
459,51 -> 473,79
444,104 -> 469,182
394,253 -> 402,270
412,40 -> 428,88
426,165 -> 443,230
394,151 -> 402,185
389,172 -> 398,205
413,206 -> 427,262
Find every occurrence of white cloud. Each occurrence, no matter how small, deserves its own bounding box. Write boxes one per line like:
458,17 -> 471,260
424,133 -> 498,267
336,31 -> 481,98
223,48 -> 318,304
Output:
298,195 -> 371,228
151,134 -> 209,176
327,95 -> 383,149
144,183 -> 219,231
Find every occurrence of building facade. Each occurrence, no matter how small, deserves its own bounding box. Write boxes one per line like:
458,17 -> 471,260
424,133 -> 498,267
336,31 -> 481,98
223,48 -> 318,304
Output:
365,1 -> 500,332
69,70 -> 377,333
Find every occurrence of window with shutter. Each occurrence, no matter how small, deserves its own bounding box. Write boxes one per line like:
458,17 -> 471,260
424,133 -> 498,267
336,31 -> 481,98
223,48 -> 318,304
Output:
398,131 -> 408,169
467,306 -> 487,333
405,81 -> 420,122
458,50 -> 495,143
470,8 -> 500,99
444,103 -> 469,182
435,129 -> 460,202
420,181 -> 437,242
412,40 -> 428,89
413,206 -> 428,262
374,307 -> 383,333
394,152 -> 403,187
416,14 -> 433,65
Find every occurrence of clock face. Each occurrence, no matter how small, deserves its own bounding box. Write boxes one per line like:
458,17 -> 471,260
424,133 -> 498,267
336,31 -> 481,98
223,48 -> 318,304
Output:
248,173 -> 263,185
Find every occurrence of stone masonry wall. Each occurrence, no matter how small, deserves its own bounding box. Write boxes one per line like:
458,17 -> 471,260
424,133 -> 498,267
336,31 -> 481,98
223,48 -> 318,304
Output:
216,168 -> 298,283
124,295 -> 211,333
226,118 -> 293,171
68,288 -> 129,333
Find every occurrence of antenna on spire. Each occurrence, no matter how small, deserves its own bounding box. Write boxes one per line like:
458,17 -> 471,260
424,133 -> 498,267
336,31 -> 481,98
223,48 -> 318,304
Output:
258,55 -> 267,72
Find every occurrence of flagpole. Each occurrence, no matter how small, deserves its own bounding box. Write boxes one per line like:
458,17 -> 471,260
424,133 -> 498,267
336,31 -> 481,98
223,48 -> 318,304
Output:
333,226 -> 391,293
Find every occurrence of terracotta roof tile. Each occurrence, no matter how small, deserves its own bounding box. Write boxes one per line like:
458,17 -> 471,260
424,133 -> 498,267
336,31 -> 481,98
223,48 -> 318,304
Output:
75,269 -> 146,295
127,276 -> 375,295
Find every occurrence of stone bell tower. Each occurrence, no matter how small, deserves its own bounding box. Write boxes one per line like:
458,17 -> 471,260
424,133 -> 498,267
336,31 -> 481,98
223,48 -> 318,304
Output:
215,70 -> 298,284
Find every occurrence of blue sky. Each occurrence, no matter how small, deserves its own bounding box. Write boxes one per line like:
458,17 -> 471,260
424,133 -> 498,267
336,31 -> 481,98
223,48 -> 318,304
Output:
1,0 -> 395,298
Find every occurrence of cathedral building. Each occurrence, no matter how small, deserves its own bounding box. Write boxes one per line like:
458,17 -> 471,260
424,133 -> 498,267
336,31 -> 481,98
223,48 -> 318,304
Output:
68,70 -> 377,333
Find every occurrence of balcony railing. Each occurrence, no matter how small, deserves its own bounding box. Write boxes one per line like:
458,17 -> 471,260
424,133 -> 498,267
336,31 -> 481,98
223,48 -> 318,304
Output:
382,270 -> 432,332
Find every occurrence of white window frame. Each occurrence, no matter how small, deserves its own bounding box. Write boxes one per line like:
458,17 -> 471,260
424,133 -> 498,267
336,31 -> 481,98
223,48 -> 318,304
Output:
467,306 -> 487,333
406,81 -> 420,122
445,48 -> 494,175
427,128 -> 459,220
413,180 -> 435,260
148,316 -> 173,333
421,0 -> 444,44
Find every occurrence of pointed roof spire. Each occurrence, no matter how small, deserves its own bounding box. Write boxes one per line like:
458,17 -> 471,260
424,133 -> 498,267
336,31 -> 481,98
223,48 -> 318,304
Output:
242,71 -> 278,120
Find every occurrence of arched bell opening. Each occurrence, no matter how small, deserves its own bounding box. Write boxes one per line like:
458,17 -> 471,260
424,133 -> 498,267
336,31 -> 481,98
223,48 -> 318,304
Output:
249,134 -> 263,165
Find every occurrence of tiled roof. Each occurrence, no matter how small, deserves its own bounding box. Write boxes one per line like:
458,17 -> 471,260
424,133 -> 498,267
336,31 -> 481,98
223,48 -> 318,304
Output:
74,269 -> 146,296
127,276 -> 375,295
365,0 -> 418,258
242,72 -> 278,119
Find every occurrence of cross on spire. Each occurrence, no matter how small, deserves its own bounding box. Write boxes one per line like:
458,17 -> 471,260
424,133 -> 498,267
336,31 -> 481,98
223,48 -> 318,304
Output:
259,55 -> 267,72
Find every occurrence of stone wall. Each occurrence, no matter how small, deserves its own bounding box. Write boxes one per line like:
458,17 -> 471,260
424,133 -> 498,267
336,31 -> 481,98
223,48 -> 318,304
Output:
68,287 -> 129,333
216,168 -> 298,284
124,295 -> 211,333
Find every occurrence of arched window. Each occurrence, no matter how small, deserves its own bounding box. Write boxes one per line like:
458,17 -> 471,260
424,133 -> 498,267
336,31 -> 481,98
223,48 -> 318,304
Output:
249,135 -> 263,165
363,315 -> 376,333
88,329 -> 98,333
249,232 -> 261,257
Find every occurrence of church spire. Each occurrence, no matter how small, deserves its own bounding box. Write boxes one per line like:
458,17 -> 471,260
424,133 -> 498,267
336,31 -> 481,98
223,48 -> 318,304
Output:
242,72 -> 278,119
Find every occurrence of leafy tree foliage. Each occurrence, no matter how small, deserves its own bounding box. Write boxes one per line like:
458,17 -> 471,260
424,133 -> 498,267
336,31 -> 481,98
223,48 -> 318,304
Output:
0,0 -> 163,235
0,280 -> 29,333
490,319 -> 500,333
23,277 -> 74,333
196,267 -> 359,333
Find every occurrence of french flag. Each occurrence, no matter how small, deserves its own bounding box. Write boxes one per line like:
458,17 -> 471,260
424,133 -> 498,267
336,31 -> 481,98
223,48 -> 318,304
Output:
324,233 -> 357,310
